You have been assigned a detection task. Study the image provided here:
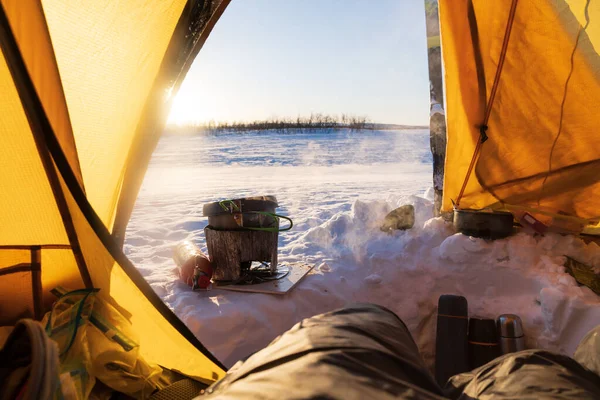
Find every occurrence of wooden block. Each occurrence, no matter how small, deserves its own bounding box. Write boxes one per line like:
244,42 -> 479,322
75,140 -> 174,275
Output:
205,227 -> 278,281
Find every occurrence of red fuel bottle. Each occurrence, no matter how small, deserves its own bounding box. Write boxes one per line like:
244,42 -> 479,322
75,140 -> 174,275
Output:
173,241 -> 213,289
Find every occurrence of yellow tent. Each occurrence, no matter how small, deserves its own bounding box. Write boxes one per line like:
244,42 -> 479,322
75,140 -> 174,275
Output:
439,0 -> 600,234
0,0 -> 229,383
1,0 -> 599,392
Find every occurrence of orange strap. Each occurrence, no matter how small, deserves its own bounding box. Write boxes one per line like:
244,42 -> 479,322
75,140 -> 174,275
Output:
438,314 -> 468,319
468,340 -> 500,347
455,0 -> 519,208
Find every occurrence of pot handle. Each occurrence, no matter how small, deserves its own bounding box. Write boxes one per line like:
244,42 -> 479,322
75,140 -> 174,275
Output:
219,199 -> 240,212
246,212 -> 294,232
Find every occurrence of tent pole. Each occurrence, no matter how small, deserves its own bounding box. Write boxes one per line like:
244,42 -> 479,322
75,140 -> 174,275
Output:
30,246 -> 43,320
424,0 -> 447,217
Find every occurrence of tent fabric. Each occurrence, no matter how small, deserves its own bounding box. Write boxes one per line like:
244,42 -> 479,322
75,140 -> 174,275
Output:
2,1 -> 83,190
0,49 -> 68,246
111,0 -> 231,246
0,0 -> 228,382
42,0 -> 190,229
3,0 -> 599,390
440,0 -> 600,231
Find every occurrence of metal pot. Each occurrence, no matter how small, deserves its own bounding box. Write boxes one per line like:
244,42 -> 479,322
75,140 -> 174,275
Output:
453,208 -> 514,239
203,196 -> 281,230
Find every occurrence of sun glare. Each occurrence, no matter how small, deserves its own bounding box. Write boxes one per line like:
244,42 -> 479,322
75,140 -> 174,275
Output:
167,87 -> 216,126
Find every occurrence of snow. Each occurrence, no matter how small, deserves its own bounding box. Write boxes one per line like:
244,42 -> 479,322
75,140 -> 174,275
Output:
125,128 -> 600,369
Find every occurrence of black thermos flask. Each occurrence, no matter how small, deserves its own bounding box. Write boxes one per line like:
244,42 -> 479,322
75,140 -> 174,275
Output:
435,295 -> 469,386
468,317 -> 502,369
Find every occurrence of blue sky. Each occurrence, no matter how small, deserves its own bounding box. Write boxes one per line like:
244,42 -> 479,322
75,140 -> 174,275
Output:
168,0 -> 430,126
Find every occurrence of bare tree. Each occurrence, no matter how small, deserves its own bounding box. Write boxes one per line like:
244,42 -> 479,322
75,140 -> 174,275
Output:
167,113 -> 375,135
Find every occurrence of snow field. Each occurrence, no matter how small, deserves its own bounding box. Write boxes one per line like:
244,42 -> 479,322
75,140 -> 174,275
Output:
126,129 -> 600,368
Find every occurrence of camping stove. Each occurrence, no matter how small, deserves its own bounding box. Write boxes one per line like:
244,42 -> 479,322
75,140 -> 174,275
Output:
203,196 -> 292,281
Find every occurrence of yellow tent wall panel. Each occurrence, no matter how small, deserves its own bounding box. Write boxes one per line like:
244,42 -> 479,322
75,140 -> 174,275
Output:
0,270 -> 35,324
2,0 -> 83,189
40,248 -> 84,306
0,50 -> 68,246
0,0 -> 228,382
0,249 -> 29,269
58,172 -> 225,381
42,0 -> 187,229
440,0 -> 600,225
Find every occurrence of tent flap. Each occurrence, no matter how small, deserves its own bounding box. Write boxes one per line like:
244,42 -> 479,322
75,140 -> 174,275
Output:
0,0 -> 228,381
440,0 -> 600,230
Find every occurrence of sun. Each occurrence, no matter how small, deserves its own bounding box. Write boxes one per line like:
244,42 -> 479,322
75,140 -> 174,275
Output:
167,84 -> 219,126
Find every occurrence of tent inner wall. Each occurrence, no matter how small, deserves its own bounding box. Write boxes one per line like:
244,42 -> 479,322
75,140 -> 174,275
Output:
0,0 -> 230,381
440,0 -> 600,232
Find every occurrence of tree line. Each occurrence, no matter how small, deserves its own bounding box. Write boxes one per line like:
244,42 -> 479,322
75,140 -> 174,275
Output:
167,114 -> 373,134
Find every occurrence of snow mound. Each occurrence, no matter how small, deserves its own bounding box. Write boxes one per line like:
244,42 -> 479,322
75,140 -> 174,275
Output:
133,195 -> 600,368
